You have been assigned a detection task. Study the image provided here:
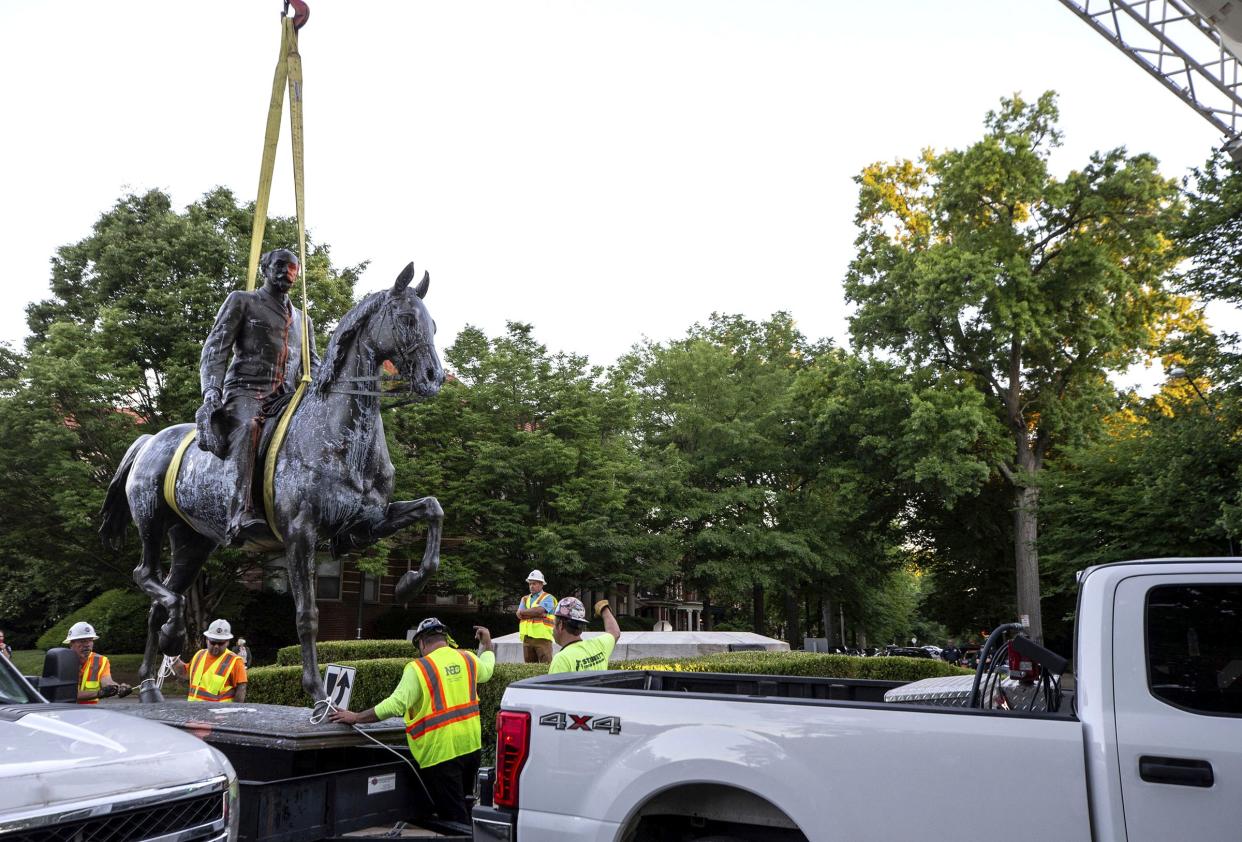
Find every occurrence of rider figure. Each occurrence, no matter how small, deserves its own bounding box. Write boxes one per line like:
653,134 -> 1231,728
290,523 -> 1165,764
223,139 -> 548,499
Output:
196,248 -> 318,545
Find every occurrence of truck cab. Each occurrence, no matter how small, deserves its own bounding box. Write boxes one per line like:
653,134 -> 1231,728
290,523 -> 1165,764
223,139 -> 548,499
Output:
0,648 -> 239,841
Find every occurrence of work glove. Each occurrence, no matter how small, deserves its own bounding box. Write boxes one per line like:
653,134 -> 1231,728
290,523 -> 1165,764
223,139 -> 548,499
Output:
99,684 -> 119,699
593,599 -> 611,618
116,683 -> 133,698
195,389 -> 227,458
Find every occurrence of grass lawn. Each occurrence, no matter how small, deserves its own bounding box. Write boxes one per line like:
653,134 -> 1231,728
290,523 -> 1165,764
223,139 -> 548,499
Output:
10,650 -> 43,675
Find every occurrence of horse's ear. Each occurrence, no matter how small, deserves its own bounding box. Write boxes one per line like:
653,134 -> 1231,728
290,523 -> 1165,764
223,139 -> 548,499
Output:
393,263 -> 415,293
413,270 -> 430,300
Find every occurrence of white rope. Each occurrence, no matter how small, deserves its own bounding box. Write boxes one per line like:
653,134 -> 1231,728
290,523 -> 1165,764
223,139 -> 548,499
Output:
310,697 -> 434,804
136,654 -> 182,697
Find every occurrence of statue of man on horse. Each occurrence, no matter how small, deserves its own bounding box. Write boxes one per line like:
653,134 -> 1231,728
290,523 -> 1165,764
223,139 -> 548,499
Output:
100,258 -> 445,703
196,247 -> 318,546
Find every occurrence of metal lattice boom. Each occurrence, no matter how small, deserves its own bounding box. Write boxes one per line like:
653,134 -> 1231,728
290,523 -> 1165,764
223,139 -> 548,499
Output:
1057,0 -> 1242,156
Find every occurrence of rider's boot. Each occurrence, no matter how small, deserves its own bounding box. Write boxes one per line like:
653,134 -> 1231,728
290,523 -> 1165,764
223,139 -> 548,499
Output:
227,510 -> 268,547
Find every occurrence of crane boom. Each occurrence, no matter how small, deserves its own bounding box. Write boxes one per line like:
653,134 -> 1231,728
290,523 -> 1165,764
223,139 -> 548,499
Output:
1057,0 -> 1242,157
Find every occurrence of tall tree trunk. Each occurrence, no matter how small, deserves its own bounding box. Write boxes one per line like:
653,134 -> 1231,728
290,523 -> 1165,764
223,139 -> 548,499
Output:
702,590 -> 714,630
1013,468 -> 1044,644
752,583 -> 766,637
783,588 -> 801,649
821,593 -> 834,649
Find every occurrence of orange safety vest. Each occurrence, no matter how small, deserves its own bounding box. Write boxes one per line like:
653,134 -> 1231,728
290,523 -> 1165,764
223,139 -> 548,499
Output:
404,647 -> 482,767
77,653 -> 108,705
187,649 -> 242,702
519,592 -> 557,640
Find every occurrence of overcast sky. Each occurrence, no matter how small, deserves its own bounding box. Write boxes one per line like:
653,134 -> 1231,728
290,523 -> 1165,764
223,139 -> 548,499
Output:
0,0 -> 1229,378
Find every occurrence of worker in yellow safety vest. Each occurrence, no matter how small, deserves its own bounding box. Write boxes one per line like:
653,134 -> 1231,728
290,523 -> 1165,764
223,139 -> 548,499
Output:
514,568 -> 557,664
171,619 -> 248,703
64,621 -> 131,704
330,617 -> 495,823
548,597 -> 622,674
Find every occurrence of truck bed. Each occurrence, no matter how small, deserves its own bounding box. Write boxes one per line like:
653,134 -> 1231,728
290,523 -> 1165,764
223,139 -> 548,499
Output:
514,669 -> 1075,717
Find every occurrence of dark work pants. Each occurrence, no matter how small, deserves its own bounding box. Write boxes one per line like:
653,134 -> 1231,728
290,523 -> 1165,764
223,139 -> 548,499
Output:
413,750 -> 481,824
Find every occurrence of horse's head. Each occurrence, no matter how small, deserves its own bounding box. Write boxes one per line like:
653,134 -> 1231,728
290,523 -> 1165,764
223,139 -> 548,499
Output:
380,263 -> 444,398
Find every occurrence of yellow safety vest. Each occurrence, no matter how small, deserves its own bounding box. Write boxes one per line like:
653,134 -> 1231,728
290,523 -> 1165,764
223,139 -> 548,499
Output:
77,653 -> 108,705
187,649 -> 242,702
404,647 -> 482,767
519,592 -> 557,641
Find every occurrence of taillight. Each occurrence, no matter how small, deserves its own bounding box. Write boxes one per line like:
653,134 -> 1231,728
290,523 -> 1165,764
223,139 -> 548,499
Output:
1008,641 -> 1040,684
494,710 -> 531,809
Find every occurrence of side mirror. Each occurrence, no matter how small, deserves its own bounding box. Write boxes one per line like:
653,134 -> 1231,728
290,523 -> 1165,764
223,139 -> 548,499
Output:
39,648 -> 80,703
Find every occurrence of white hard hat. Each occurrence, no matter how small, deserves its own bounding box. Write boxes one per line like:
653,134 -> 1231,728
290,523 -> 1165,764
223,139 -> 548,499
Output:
64,621 -> 98,644
526,569 -> 546,584
204,619 -> 234,641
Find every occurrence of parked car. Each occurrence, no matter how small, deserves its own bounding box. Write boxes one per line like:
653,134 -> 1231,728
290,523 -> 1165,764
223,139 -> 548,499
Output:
473,558 -> 1241,841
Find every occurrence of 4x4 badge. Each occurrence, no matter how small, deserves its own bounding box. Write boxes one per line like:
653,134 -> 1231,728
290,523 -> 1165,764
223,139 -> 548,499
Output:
539,712 -> 622,734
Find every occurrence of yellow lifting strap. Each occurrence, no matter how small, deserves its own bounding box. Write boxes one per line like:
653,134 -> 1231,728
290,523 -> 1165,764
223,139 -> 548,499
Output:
163,429 -> 199,525
163,9 -> 312,540
247,11 -> 313,542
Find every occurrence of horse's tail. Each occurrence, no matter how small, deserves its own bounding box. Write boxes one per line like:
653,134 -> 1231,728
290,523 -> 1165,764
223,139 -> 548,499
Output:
99,434 -> 152,550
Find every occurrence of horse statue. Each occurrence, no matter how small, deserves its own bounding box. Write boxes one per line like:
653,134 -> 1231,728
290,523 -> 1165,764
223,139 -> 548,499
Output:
99,263 -> 444,702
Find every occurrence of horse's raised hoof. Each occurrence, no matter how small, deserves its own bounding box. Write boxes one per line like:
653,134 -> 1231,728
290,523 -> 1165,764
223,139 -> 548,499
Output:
158,619 -> 184,657
394,570 -> 426,604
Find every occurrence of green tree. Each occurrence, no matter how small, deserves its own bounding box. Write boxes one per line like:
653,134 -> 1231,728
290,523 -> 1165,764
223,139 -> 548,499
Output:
844,92 -> 1183,642
385,322 -> 670,607
787,353 -> 998,646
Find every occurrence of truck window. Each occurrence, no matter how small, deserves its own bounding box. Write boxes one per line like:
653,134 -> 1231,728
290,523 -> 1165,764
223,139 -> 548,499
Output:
1146,584 -> 1242,716
0,656 -> 39,704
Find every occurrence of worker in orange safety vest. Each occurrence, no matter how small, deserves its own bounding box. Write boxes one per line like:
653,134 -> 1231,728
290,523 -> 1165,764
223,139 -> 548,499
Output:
172,618 -> 248,703
64,621 -> 131,703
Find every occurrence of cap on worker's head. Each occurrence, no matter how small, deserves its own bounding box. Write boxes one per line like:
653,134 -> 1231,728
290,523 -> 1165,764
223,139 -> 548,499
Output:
526,569 -> 546,584
63,621 -> 98,644
553,597 -> 587,624
412,617 -> 450,643
204,619 -> 233,641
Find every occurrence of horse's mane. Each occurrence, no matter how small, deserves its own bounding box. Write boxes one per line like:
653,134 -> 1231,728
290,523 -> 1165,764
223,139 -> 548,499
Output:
314,289 -> 389,392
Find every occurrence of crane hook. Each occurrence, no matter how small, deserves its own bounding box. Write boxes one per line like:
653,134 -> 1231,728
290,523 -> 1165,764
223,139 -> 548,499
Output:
283,0 -> 310,31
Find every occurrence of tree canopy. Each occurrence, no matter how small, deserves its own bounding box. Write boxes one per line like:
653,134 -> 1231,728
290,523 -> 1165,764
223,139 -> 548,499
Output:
844,92 -> 1186,641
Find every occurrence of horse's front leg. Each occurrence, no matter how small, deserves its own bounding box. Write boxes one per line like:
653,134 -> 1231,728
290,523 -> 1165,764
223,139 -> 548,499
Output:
284,511 -> 327,702
387,497 -> 443,603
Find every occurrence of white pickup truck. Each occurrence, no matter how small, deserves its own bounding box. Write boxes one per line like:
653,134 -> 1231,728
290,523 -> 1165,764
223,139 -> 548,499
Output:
0,648 -> 239,841
472,559 -> 1241,841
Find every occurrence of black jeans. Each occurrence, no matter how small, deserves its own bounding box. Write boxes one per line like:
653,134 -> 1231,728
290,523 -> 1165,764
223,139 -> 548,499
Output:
413,750 -> 481,824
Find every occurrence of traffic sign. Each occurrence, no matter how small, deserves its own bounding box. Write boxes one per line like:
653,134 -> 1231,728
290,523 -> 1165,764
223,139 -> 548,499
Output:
324,663 -> 356,710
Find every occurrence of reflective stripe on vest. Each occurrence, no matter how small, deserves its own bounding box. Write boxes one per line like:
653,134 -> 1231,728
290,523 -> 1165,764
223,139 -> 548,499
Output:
519,593 -> 557,640
188,650 -> 239,702
402,648 -> 482,767
78,653 -> 105,705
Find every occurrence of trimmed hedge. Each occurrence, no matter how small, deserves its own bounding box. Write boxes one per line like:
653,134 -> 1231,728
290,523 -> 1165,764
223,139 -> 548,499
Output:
249,649 -> 964,750
275,639 -> 418,666
247,659 -> 545,750
37,589 -> 152,653
618,651 -> 969,681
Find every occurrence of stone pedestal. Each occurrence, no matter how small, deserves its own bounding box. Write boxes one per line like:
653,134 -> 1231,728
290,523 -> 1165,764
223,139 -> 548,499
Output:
492,630 -> 789,664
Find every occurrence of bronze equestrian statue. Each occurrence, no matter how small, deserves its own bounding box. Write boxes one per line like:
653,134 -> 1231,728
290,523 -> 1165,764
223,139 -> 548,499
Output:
100,259 -> 445,702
